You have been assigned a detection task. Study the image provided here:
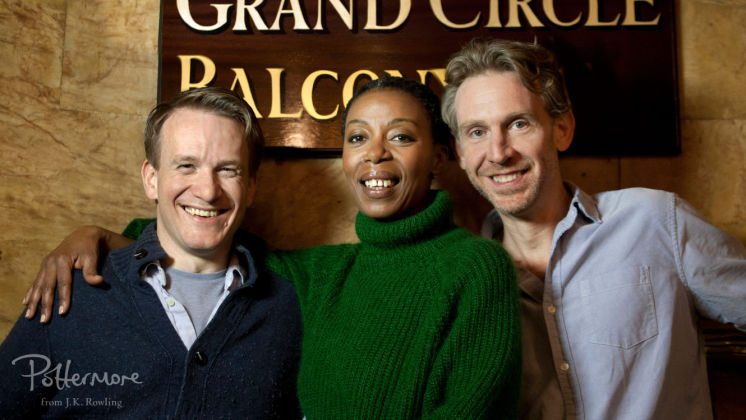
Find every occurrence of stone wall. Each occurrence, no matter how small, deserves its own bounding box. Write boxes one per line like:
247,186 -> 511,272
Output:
1,0 -> 744,339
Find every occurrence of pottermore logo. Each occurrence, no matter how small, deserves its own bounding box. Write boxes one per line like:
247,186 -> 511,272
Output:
11,354 -> 143,392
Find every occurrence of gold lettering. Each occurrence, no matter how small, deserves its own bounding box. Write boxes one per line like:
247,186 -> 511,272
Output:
384,70 -> 404,77
314,0 -> 353,30
364,0 -> 411,30
587,0 -> 620,26
622,0 -> 660,26
270,0 -> 311,30
543,0 -> 581,27
229,68 -> 263,117
234,0 -> 269,31
342,70 -> 378,106
301,70 -> 339,120
417,69 -> 447,87
178,55 -> 216,91
485,0 -> 502,28
506,0 -> 544,28
429,0 -> 480,29
267,68 -> 303,118
176,0 -> 232,31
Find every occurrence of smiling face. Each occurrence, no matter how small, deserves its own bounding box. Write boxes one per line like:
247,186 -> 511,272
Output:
453,71 -> 574,219
342,89 -> 446,220
142,108 -> 256,271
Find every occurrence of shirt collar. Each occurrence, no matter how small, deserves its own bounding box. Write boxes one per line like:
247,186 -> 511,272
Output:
481,182 -> 602,241
565,182 -> 602,224
141,254 -> 247,292
225,254 -> 247,291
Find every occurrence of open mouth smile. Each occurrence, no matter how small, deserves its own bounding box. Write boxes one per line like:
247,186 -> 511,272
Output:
490,169 -> 528,184
360,171 -> 400,191
363,178 -> 397,189
182,206 -> 224,218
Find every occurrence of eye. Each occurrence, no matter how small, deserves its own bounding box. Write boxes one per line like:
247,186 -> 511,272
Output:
469,128 -> 485,138
347,134 -> 365,144
177,163 -> 195,171
218,166 -> 240,177
511,119 -> 529,130
390,134 -> 414,143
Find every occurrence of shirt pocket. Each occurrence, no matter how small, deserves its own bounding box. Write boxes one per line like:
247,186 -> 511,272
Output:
580,265 -> 658,349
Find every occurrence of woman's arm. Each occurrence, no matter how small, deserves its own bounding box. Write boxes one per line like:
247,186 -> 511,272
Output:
424,241 -> 521,419
22,225 -> 133,323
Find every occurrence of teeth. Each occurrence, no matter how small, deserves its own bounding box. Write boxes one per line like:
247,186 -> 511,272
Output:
185,207 -> 218,217
364,179 -> 394,189
491,173 -> 520,184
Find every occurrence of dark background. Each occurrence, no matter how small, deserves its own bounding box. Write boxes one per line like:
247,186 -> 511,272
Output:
159,0 -> 679,156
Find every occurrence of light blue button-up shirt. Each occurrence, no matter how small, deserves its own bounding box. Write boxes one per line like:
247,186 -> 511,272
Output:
482,184 -> 746,420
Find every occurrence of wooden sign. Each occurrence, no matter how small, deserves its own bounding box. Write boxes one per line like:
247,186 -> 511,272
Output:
159,0 -> 679,156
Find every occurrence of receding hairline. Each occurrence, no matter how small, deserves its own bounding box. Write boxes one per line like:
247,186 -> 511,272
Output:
153,106 -> 253,168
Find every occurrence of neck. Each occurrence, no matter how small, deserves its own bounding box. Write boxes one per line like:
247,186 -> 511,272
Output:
498,181 -> 571,280
160,247 -> 231,274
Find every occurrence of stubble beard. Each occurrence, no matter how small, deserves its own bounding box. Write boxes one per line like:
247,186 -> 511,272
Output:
468,170 -> 542,218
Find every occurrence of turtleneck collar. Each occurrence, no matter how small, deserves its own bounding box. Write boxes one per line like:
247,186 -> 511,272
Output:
354,190 -> 454,248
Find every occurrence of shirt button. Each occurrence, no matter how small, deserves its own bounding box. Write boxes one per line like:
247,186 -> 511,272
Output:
547,305 -> 557,314
560,361 -> 570,371
166,297 -> 176,307
134,249 -> 148,259
193,351 -> 208,366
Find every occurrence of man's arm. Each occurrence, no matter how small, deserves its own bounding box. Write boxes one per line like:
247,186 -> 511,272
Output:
23,225 -> 133,323
674,196 -> 746,331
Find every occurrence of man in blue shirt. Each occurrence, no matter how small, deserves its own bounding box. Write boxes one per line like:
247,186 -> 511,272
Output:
1,87 -> 302,418
440,38 -> 746,419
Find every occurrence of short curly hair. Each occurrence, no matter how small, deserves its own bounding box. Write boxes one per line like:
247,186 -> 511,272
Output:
441,38 -> 572,136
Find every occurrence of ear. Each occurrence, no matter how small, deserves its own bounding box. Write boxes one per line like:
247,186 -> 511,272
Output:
430,144 -> 449,176
553,111 -> 575,152
141,160 -> 158,201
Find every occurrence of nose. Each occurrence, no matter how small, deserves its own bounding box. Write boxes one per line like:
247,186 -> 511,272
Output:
192,170 -> 222,203
363,135 -> 392,163
486,130 -> 515,165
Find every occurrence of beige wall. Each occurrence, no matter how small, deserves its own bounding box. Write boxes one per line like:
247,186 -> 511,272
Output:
1,0 -> 744,339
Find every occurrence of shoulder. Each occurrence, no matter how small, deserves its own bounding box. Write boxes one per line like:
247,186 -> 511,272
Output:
441,227 -> 511,263
260,270 -> 300,304
591,187 -> 677,225
595,187 -> 674,211
264,243 -> 360,290
106,226 -> 166,284
434,227 -> 514,287
270,243 -> 359,268
70,260 -> 128,303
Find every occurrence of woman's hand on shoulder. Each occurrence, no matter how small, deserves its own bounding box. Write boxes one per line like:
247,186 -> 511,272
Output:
22,225 -> 122,323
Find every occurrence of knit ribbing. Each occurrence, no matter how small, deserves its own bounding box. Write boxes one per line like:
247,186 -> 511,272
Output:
355,191 -> 453,248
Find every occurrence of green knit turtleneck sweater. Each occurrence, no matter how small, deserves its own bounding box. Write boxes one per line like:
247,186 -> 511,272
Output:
268,191 -> 520,419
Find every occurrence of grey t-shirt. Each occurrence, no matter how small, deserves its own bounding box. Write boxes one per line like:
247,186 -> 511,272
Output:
165,267 -> 226,336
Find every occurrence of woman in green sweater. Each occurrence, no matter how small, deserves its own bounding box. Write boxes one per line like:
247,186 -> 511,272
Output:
24,77 -> 520,418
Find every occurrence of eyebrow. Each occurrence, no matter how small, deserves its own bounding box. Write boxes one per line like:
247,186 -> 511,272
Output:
170,156 -> 243,168
170,155 -> 198,165
458,112 -> 533,131
216,160 -> 243,168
